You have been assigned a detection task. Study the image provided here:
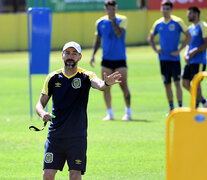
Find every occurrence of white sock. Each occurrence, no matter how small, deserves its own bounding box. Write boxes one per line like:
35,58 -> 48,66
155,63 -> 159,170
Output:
125,107 -> 131,117
107,108 -> 114,117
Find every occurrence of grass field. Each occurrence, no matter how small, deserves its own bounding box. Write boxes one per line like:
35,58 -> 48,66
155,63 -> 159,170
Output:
0,46 -> 206,180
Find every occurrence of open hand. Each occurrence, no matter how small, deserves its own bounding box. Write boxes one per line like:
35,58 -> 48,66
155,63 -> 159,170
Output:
156,49 -> 162,54
103,72 -> 122,86
171,50 -> 180,57
188,47 -> 198,58
90,56 -> 95,68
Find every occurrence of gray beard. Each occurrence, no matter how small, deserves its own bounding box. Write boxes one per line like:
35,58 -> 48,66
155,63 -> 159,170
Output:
64,59 -> 77,69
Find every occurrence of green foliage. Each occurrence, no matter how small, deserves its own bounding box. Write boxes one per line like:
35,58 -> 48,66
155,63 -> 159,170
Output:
0,46 -> 203,179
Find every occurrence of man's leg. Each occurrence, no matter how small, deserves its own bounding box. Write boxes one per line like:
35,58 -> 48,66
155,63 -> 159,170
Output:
200,84 -> 207,107
174,80 -> 182,107
183,78 -> 202,107
101,66 -> 114,120
182,79 -> 191,92
197,83 -> 202,106
164,83 -> 174,110
70,170 -> 81,180
194,64 -> 207,107
43,169 -> 57,180
183,64 -> 206,107
116,67 -> 130,107
116,67 -> 131,120
200,64 -> 207,106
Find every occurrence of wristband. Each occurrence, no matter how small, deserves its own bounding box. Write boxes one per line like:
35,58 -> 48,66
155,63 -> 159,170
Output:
104,80 -> 110,86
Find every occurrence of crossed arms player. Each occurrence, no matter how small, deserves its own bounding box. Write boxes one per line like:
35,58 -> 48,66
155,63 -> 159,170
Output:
36,41 -> 121,180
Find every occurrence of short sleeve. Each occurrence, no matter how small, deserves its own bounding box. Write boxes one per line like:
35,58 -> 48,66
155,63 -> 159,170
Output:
41,74 -> 53,96
201,21 -> 207,38
119,16 -> 127,29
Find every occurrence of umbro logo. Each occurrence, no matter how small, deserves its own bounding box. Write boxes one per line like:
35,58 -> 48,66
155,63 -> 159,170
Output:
58,74 -> 63,78
55,82 -> 61,87
75,159 -> 82,165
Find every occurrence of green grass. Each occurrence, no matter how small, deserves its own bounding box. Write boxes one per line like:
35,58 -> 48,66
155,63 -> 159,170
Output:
0,46 -> 206,179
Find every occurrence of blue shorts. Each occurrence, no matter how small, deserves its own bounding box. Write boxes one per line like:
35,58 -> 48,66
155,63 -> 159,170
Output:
101,59 -> 127,70
159,60 -> 181,84
182,64 -> 206,81
43,136 -> 87,175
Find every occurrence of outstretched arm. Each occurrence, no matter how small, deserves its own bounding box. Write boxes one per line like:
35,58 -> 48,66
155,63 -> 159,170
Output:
35,94 -> 52,123
90,35 -> 101,67
91,72 -> 122,91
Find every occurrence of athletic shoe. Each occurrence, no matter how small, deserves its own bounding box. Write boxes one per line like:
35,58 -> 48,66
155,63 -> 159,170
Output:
102,115 -> 114,121
165,112 -> 170,117
122,114 -> 131,121
166,108 -> 175,117
203,101 -> 207,108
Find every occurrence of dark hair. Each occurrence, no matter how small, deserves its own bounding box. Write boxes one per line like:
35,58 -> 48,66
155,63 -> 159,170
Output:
161,0 -> 173,9
104,0 -> 116,7
188,6 -> 200,17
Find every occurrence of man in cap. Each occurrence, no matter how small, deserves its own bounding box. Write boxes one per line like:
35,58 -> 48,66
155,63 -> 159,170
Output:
90,0 -> 132,121
36,41 -> 121,180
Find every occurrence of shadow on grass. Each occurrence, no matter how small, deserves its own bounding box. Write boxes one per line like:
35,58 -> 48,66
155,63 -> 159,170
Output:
108,119 -> 152,123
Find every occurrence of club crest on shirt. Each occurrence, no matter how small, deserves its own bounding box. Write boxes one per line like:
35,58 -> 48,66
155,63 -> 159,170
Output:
72,78 -> 81,89
169,24 -> 175,31
44,152 -> 53,163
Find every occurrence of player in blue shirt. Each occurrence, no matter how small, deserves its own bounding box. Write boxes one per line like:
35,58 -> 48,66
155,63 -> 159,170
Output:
35,41 -> 121,180
90,0 -> 131,121
182,6 -> 207,108
148,0 -> 191,112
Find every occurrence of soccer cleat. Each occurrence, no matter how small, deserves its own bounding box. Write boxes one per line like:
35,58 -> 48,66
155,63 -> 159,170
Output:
203,101 -> 207,108
102,115 -> 114,121
122,114 -> 131,121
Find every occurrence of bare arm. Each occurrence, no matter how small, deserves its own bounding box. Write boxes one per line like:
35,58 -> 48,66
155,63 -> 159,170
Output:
179,30 -> 192,52
111,18 -> 125,37
184,45 -> 190,64
171,30 -> 192,57
188,37 -> 207,58
91,72 -> 122,91
148,32 -> 162,54
90,35 -> 101,67
35,94 -> 52,122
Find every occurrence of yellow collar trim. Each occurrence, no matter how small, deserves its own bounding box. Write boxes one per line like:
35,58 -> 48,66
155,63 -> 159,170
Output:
62,68 -> 78,79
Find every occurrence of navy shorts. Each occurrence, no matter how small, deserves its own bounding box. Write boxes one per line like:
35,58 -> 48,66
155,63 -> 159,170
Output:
43,136 -> 87,175
182,64 -> 206,81
159,60 -> 181,84
101,59 -> 127,70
